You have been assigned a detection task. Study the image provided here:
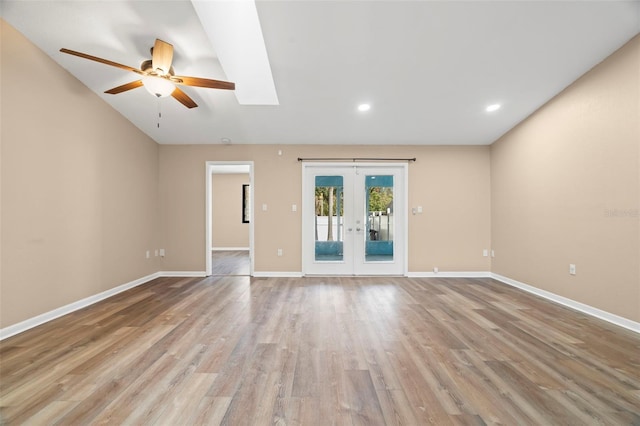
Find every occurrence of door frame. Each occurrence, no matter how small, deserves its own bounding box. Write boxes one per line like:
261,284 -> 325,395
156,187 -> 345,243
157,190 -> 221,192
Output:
205,161 -> 254,276
301,162 -> 408,276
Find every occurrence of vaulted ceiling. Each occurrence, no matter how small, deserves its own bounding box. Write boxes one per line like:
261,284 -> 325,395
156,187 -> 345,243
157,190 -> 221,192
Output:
3,1 -> 639,145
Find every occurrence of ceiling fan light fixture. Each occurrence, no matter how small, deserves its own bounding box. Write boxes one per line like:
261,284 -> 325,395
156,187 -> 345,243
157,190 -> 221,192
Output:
142,75 -> 175,98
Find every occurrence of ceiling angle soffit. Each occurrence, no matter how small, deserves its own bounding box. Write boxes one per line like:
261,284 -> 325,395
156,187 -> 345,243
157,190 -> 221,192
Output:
191,0 -> 279,106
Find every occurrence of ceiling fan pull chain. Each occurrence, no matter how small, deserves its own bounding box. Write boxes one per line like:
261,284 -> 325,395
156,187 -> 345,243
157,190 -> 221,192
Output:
157,98 -> 162,128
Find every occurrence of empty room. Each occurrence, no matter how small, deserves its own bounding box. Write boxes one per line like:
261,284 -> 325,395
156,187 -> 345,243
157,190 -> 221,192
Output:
1,1 -> 639,424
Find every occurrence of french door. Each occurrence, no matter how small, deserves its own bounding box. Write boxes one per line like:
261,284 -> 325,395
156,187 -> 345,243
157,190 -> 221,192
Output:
302,163 -> 406,275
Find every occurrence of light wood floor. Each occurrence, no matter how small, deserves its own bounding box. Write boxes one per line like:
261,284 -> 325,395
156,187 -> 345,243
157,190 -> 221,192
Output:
1,276 -> 639,425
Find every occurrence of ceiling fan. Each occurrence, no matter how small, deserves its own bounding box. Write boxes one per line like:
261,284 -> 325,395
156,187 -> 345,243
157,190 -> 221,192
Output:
60,39 -> 235,109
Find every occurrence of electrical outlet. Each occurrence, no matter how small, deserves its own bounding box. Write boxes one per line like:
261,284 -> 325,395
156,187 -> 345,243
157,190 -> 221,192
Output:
569,264 -> 576,275
292,204 -> 297,212
277,248 -> 283,257
433,267 -> 438,273
159,249 -> 165,257
483,249 -> 488,257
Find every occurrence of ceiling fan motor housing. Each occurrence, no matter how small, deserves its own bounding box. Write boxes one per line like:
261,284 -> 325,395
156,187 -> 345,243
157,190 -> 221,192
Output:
141,59 -> 174,77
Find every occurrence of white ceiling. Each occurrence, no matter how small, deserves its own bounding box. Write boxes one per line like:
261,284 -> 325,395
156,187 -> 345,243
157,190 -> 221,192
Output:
2,1 -> 639,146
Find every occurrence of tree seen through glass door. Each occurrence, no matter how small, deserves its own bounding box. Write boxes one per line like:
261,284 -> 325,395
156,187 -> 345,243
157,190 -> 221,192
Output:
314,176 -> 344,261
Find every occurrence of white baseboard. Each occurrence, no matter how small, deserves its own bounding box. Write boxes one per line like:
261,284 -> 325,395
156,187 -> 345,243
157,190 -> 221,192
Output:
491,273 -> 640,334
0,272 -> 161,341
211,247 -> 249,251
159,271 -> 207,277
253,271 -> 304,278
407,271 -> 491,278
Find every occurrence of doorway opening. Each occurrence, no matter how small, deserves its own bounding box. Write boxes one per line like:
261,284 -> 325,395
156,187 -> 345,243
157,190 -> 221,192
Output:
206,161 -> 254,276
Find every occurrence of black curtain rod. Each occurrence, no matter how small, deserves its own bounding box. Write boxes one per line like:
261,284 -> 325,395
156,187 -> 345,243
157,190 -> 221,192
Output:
297,157 -> 416,162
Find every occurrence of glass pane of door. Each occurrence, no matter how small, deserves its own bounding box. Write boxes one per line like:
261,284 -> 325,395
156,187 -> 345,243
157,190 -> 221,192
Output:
365,175 -> 394,262
314,176 -> 344,261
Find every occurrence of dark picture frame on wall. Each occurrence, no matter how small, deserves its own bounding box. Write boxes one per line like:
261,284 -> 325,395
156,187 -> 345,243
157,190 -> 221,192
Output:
242,184 -> 250,223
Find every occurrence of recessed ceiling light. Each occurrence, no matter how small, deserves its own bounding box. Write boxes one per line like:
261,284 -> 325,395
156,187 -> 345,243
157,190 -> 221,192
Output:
357,103 -> 371,112
486,104 -> 501,112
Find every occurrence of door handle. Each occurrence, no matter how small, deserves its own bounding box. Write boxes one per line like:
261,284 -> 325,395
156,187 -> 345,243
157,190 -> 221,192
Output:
356,227 -> 362,232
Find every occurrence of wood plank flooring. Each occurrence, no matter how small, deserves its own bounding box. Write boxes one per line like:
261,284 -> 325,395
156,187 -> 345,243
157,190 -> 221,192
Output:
1,276 -> 639,424
211,250 -> 250,276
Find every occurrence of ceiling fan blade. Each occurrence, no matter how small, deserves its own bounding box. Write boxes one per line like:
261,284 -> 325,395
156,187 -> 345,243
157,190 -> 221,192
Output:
171,75 -> 235,90
104,80 -> 144,94
152,39 -> 174,76
171,87 -> 198,109
60,48 -> 143,75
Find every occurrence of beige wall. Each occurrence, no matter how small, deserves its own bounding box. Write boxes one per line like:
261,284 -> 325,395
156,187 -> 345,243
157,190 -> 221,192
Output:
491,35 -> 640,322
1,21 -> 161,328
159,145 -> 491,273
212,173 -> 250,248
